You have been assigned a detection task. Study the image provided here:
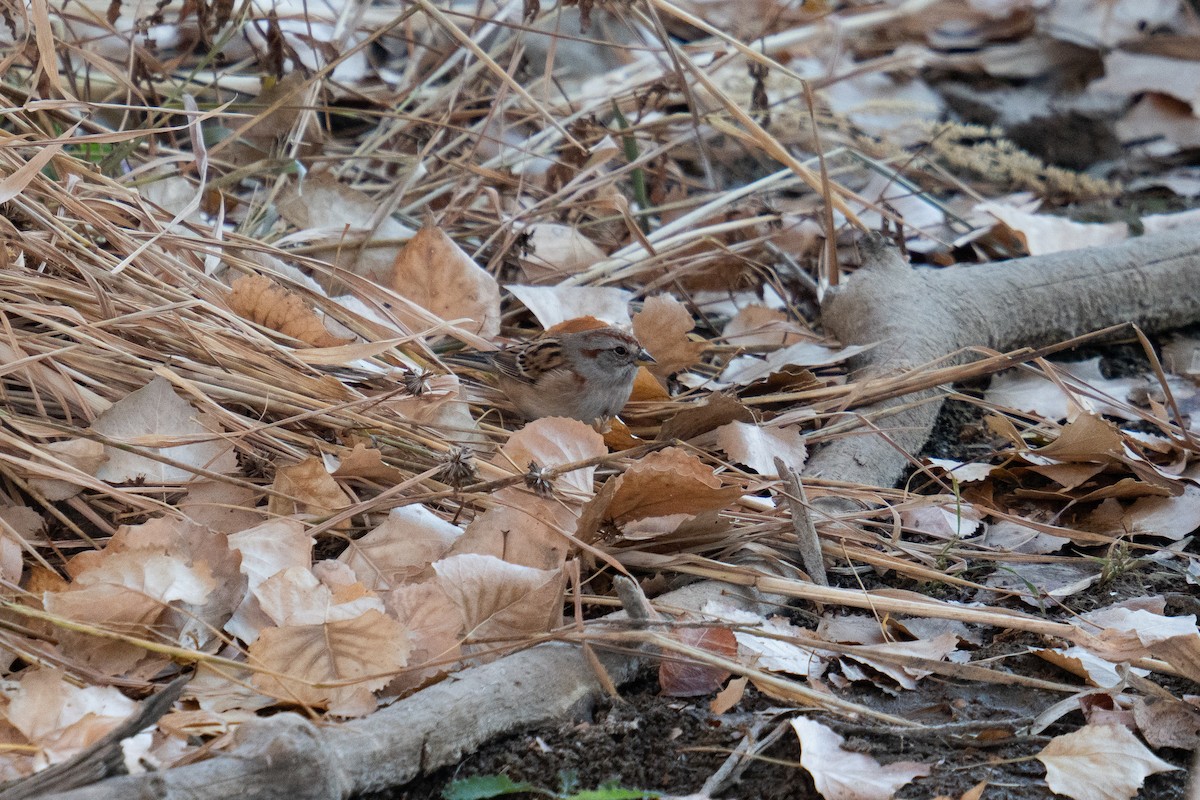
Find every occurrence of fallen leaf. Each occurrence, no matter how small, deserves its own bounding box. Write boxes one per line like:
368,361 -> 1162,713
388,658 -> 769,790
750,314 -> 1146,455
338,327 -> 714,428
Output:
90,377 -> 238,484
250,608 -> 410,714
1037,723 -> 1177,800
228,274 -> 351,348
605,448 -> 742,524
338,505 -> 462,590
660,623 -> 737,697
26,438 -> 106,501
710,676 -> 748,715
632,295 -> 706,377
792,717 -> 931,800
507,284 -> 632,329
433,553 -> 563,647
389,221 -> 501,338
715,420 -> 807,476
516,223 -> 607,281
267,457 -> 352,525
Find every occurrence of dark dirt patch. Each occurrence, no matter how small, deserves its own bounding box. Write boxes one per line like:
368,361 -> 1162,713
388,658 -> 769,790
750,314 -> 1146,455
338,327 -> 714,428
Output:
367,661 -> 1190,800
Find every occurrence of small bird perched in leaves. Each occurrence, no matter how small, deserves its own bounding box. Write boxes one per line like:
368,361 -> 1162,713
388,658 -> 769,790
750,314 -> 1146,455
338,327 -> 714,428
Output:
446,324 -> 653,422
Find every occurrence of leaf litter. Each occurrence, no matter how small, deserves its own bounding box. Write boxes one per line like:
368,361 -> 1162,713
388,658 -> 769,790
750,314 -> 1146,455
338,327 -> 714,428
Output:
0,0 -> 1196,798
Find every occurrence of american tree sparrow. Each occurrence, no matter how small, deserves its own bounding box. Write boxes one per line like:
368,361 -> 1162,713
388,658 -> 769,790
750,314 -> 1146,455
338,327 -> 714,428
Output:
448,326 -> 653,422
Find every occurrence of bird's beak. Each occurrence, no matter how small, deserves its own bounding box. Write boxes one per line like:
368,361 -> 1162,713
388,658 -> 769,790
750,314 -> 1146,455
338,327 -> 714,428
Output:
635,348 -> 656,366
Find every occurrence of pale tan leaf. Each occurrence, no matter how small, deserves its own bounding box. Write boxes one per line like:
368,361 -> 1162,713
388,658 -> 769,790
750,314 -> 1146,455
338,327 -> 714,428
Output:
331,444 -> 407,484
43,584 -> 167,675
792,717 -> 931,800
385,580 -> 464,691
226,519 -> 314,643
250,609 -> 410,713
267,457 -> 352,525
721,306 -> 807,347
90,377 -> 238,483
710,676 -> 747,715
1037,723 -> 1178,800
433,554 -> 563,644
27,438 -> 106,501
517,223 -> 607,281
631,295 -> 706,377
178,481 -> 266,535
389,221 -> 501,338
254,566 -> 384,626
507,284 -> 632,330
976,202 -> 1128,256
4,668 -> 147,769
453,505 -> 568,572
715,421 -> 807,476
338,505 -> 461,590
494,417 -> 607,501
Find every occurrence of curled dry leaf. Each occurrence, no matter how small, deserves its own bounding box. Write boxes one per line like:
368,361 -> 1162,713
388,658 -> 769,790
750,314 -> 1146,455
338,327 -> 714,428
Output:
276,171 -> 416,282
976,201 -> 1128,256
792,717 -> 931,800
226,519 -> 314,643
1037,723 -> 1177,800
493,417 -> 607,501
722,305 -> 808,347
177,481 -> 266,535
388,220 -> 501,338
604,447 -> 743,524
3,668 -> 147,775
228,274 -> 352,348
91,376 -> 238,484
0,507 -> 36,586
253,566 -> 385,628
385,580 -> 463,692
43,517 -> 238,675
331,443 -> 407,484
632,295 -> 706,377
452,505 -> 568,572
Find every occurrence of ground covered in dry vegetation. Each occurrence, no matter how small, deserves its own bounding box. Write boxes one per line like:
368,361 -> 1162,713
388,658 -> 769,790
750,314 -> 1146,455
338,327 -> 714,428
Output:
0,1 -> 1199,799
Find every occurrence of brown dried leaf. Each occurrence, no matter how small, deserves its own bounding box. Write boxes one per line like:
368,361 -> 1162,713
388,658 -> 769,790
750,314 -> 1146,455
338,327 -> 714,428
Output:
227,274 -> 351,348
659,623 -> 736,697
433,553 -> 563,646
632,295 -> 706,377
250,608 -> 410,714
338,505 -> 462,590
606,448 -> 742,524
267,457 -> 352,526
389,221 -> 501,338
27,438 -> 106,501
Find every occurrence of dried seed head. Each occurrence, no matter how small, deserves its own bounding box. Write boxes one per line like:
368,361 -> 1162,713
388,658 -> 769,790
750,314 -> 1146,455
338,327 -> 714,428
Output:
524,461 -> 554,498
401,368 -> 433,396
436,446 -> 478,488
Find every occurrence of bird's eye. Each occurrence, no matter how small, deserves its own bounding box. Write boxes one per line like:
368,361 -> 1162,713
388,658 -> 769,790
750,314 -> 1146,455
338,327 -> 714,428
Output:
613,345 -> 629,356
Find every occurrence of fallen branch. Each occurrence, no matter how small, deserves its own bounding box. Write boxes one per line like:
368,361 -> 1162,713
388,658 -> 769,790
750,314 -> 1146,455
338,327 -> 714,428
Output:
808,228 -> 1200,493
